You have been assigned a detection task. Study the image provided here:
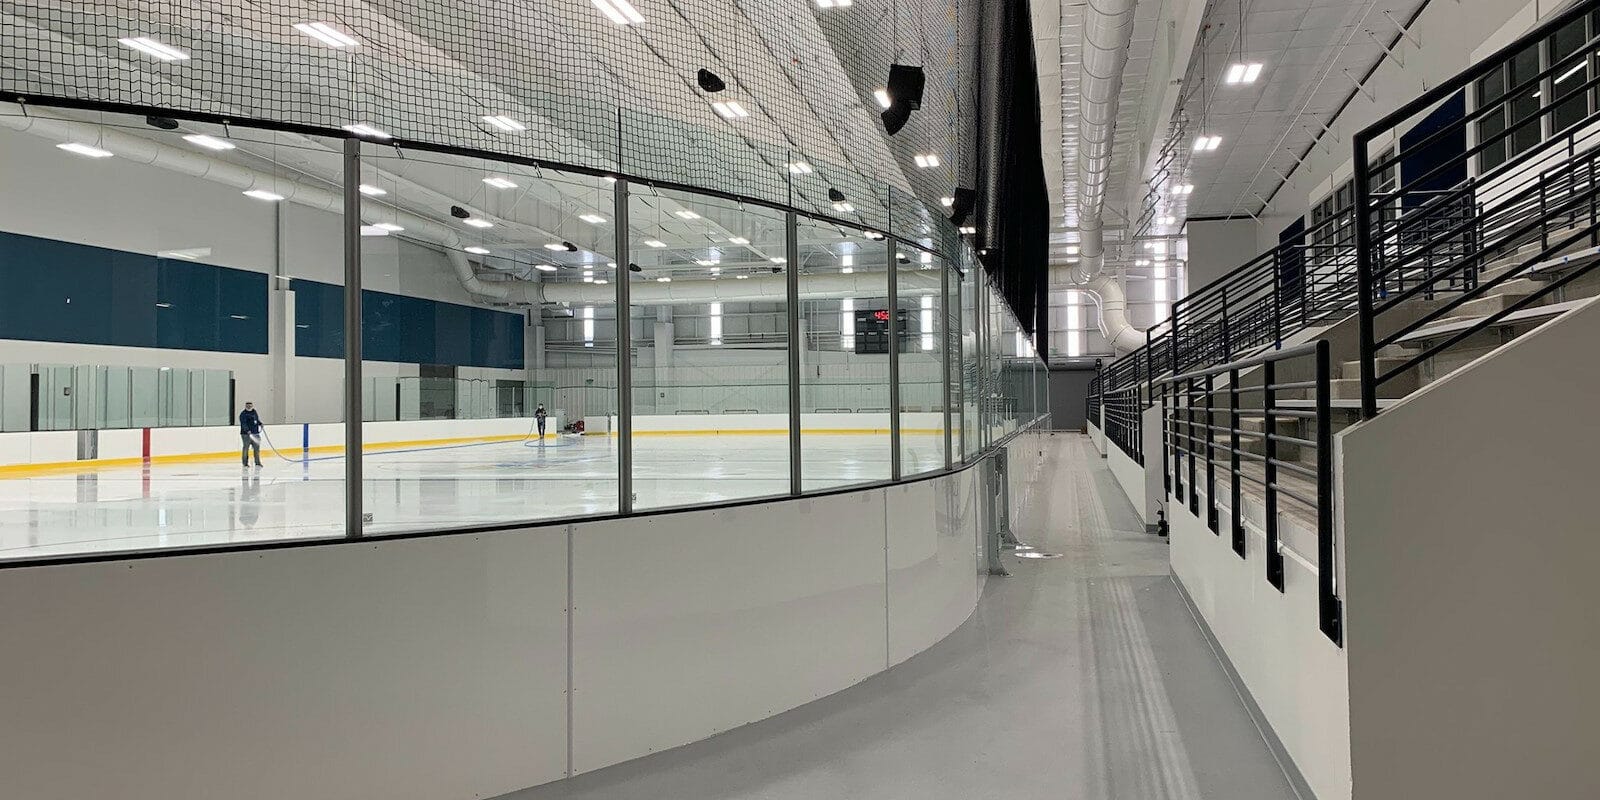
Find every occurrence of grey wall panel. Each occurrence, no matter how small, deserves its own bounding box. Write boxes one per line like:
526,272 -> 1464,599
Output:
1048,367 -> 1095,430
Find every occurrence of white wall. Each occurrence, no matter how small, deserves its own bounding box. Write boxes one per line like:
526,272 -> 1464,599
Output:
1339,294 -> 1600,799
0,452 -> 1001,800
1170,475 -> 1352,800
1186,218 -> 1260,292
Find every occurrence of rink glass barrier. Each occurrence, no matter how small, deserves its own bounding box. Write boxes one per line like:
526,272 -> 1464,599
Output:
0,107 -> 1047,564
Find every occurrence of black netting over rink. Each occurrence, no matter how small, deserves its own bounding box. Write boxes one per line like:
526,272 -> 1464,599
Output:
1,0 -> 980,247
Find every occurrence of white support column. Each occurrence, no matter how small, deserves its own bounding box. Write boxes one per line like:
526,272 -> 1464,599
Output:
268,286 -> 297,422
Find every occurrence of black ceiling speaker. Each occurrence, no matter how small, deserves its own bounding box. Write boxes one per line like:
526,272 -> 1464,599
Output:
562,241 -> 578,252
948,187 -> 978,225
696,68 -> 726,93
450,205 -> 471,219
628,263 -> 643,272
145,115 -> 180,130
828,188 -> 846,202
771,266 -> 783,273
880,103 -> 912,136
886,64 -> 925,110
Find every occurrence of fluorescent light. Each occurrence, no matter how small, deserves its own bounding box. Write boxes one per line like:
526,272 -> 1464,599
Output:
788,161 -> 814,174
360,225 -> 390,237
535,264 -> 558,272
874,88 -> 891,108
592,0 -> 645,24
644,239 -> 667,248
545,242 -> 569,251
833,201 -> 855,213
371,222 -> 403,232
156,302 -> 173,308
243,189 -> 284,201
607,262 -> 618,268
56,142 -> 113,158
770,257 -> 786,263
1066,245 -> 1079,255
230,314 -> 249,320
712,100 -> 750,118
343,123 -> 390,139
118,37 -> 189,61
583,276 -> 594,283
959,225 -> 977,234
583,269 -> 594,276
464,246 -> 490,255
463,218 -> 493,228
920,252 -> 932,264
358,184 -> 386,196
483,176 -> 518,189
580,213 -> 608,224
1172,184 -> 1194,195
656,276 -> 672,283
157,247 -> 211,260
1225,62 -> 1263,84
1556,61 -> 1587,84
674,210 -> 701,220
817,0 -> 854,7
481,115 -> 527,132
1157,215 -> 1176,225
293,22 -> 359,47
842,253 -> 855,268
694,258 -> 719,266
182,134 -> 234,151
735,275 -> 748,280
914,153 -> 941,168
940,196 -> 955,207
595,279 -> 609,284
728,236 -> 750,244
864,230 -> 884,240
1194,135 -> 1222,151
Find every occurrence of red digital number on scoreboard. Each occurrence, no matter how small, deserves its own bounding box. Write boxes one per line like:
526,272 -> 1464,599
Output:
873,310 -> 890,322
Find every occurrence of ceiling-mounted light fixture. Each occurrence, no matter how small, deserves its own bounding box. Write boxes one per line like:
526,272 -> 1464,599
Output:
580,214 -> 607,224
674,210 -> 702,220
373,222 -> 404,232
463,218 -> 494,229
294,22 -> 359,47
118,37 -> 189,61
728,237 -> 750,245
592,0 -> 645,25
697,68 -> 727,93
913,153 -> 940,168
535,264 -> 559,272
874,88 -> 892,109
483,176 -> 518,189
342,123 -> 390,139
183,134 -> 235,151
816,0 -> 854,8
1171,184 -> 1195,195
482,115 -> 527,132
644,239 -> 667,248
57,142 -> 114,158
940,196 -> 955,208
880,64 -> 926,136
788,161 -> 814,174
1225,63 -> 1263,85
243,189 -> 284,202
145,116 -> 180,130
711,100 -> 750,119
948,187 -> 977,226
1193,135 -> 1222,151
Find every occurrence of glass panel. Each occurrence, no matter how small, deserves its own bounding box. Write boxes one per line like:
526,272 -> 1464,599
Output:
130,367 -> 159,429
896,244 -> 945,474
0,366 -> 30,432
1550,19 -> 1590,134
1508,44 -> 1544,159
1478,71 -> 1509,171
627,183 -> 791,508
361,145 -> 619,531
798,217 -> 892,490
961,260 -> 981,460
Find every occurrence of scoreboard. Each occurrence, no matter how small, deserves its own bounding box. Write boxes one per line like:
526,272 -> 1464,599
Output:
853,308 -> 912,354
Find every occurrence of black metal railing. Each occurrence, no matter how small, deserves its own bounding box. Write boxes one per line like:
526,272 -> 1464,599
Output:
1353,0 -> 1600,416
1086,374 -> 1101,428
1103,385 -> 1142,465
1161,340 -> 1341,646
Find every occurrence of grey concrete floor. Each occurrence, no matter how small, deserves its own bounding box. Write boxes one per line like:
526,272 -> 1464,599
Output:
503,434 -> 1297,800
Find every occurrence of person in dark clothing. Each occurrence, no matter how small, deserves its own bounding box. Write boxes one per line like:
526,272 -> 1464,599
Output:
535,403 -> 549,441
239,402 -> 263,467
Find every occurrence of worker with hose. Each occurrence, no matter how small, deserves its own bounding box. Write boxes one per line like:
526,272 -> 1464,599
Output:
239,401 -> 264,468
535,403 -> 549,442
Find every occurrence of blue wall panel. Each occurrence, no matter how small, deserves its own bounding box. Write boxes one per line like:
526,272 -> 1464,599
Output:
293,279 -> 523,370
0,230 -> 267,353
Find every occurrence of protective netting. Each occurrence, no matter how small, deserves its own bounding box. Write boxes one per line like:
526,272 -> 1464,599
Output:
1,0 -> 968,251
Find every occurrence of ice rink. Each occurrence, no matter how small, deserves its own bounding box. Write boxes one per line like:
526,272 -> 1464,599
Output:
0,433 -> 951,561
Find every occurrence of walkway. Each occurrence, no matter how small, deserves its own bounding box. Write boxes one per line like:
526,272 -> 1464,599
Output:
503,434 -> 1297,800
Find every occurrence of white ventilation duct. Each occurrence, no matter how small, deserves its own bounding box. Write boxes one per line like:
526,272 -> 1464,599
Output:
1071,0 -> 1142,354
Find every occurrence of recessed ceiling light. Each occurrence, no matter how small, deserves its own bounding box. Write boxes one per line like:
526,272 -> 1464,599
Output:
1172,184 -> 1194,195
788,161 -> 814,174
483,176 -> 518,189
913,153 -> 940,168
1193,135 -> 1222,151
535,264 -> 558,272
118,37 -> 189,61
293,22 -> 359,47
465,246 -> 491,255
674,210 -> 701,220
940,196 -> 954,207
873,88 -> 891,108
580,213 -> 608,224
1225,62 -> 1263,85
343,123 -> 390,139
592,0 -> 646,25
243,189 -> 285,201
481,115 -> 527,132
728,236 -> 750,244
644,239 -> 667,248
711,100 -> 751,119
656,276 -> 672,282
358,184 -> 387,196
463,218 -> 493,228
56,142 -> 113,158
373,222 -> 404,232
182,134 -> 234,151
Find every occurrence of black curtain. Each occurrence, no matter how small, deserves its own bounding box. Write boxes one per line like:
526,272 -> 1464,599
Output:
975,0 -> 1049,361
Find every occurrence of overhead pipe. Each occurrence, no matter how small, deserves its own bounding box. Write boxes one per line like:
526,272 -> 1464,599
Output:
1076,0 -> 1136,283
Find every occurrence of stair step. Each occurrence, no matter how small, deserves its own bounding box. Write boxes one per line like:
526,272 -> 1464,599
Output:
1339,356 -> 1410,379
1332,374 -> 1416,401
1393,297 -> 1591,345
1445,292 -> 1536,322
